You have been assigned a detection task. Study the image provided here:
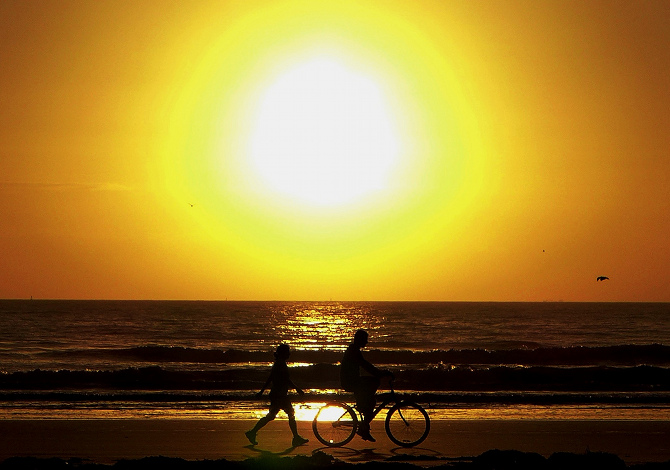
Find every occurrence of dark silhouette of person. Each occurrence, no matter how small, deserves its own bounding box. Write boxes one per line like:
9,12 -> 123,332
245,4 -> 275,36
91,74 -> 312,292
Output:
245,344 -> 309,447
340,329 -> 393,442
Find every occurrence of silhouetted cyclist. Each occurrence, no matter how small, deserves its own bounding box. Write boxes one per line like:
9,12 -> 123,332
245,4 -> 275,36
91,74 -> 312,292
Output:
340,329 -> 393,442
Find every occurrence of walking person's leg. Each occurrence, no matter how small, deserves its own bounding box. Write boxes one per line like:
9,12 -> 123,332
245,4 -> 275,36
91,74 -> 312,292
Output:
281,398 -> 308,446
245,406 -> 279,445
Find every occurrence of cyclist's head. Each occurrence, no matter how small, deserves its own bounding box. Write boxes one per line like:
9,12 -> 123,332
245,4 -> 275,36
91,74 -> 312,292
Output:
274,343 -> 291,360
353,329 -> 369,348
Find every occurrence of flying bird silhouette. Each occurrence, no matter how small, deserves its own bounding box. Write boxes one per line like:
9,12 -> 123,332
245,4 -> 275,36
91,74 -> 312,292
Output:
596,276 -> 609,281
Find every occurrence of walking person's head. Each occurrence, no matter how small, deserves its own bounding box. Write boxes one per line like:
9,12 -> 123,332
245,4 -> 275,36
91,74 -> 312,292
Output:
274,344 -> 291,361
353,329 -> 368,348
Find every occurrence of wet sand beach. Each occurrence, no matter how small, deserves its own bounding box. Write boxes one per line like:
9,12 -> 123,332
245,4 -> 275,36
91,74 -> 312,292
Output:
1,419 -> 669,468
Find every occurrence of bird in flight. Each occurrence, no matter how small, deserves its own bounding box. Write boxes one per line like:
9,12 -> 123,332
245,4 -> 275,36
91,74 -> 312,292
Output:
596,276 -> 609,281
188,203 -> 195,208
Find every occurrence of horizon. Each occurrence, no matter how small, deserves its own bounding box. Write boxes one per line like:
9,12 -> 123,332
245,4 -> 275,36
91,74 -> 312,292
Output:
3,298 -> 669,304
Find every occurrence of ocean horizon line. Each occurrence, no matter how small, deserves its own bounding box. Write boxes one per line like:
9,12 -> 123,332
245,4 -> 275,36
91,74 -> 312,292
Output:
3,298 -> 669,304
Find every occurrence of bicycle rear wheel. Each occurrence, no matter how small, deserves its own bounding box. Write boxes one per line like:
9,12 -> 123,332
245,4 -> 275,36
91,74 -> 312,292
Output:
312,403 -> 358,447
385,401 -> 430,447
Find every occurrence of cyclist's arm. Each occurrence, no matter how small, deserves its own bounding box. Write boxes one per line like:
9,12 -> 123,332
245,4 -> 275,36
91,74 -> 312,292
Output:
358,352 -> 391,378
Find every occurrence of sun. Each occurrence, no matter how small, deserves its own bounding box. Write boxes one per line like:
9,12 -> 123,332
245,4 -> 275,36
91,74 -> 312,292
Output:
248,58 -> 400,207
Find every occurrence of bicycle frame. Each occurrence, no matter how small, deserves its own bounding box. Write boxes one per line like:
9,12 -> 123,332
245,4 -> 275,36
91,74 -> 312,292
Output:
364,390 -> 399,422
323,389 -> 399,431
312,381 -> 430,448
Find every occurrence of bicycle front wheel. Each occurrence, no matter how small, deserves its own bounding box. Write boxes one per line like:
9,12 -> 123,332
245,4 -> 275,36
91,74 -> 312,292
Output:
312,403 -> 358,447
385,401 -> 430,447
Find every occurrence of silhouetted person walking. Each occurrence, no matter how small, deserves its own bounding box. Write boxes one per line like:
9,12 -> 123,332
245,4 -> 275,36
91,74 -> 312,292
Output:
340,329 -> 393,442
245,344 -> 309,447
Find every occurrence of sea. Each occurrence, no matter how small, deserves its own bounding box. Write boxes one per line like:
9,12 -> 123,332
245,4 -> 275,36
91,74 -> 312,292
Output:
1,300 -> 669,421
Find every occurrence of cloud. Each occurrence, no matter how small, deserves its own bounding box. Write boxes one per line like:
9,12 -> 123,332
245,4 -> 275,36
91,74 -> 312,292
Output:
0,182 -> 132,192
89,183 -> 132,192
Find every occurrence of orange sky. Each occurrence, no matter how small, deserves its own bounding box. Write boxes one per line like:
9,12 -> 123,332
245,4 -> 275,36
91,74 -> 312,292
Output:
1,0 -> 669,301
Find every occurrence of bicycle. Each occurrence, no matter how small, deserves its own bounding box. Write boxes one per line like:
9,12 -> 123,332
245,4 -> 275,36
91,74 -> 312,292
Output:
312,380 -> 430,447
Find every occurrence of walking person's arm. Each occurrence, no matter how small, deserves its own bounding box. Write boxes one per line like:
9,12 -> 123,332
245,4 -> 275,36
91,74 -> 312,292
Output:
287,377 -> 305,397
256,366 -> 275,397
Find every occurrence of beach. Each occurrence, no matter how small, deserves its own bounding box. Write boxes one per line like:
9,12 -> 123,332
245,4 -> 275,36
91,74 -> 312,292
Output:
1,418 -> 670,468
2,302 -> 670,468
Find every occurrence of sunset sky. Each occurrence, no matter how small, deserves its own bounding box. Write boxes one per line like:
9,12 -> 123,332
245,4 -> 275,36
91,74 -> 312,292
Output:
1,0 -> 668,301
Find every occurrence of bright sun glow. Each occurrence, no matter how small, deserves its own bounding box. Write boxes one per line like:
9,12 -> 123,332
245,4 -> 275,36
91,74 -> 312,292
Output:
249,58 -> 400,206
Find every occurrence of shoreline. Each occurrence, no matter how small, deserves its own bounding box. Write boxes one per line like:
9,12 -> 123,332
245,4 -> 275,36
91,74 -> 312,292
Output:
1,451 -> 663,470
3,396 -> 670,421
1,418 -> 669,467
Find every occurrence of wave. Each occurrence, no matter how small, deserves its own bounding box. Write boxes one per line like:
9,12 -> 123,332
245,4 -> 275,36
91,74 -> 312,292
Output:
3,364 -> 670,393
356,344 -> 670,366
2,389 -> 670,405
48,344 -> 670,367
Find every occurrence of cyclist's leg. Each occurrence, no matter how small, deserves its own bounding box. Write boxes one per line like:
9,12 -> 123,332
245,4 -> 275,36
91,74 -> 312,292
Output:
354,377 -> 380,440
357,376 -> 380,421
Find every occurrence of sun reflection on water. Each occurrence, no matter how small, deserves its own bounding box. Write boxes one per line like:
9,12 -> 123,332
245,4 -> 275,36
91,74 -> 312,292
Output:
269,303 -> 385,351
